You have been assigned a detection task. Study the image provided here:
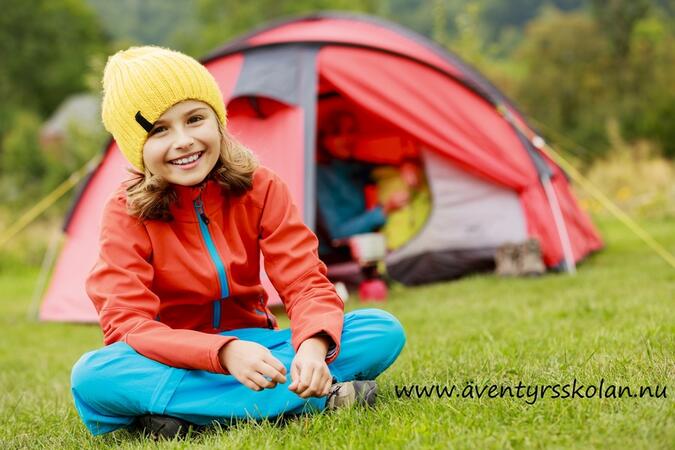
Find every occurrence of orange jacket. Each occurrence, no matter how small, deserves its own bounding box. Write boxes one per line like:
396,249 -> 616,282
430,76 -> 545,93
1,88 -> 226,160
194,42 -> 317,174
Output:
86,166 -> 344,374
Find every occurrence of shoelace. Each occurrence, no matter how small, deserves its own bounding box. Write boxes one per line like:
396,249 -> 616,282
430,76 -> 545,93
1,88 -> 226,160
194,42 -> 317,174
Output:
326,383 -> 342,405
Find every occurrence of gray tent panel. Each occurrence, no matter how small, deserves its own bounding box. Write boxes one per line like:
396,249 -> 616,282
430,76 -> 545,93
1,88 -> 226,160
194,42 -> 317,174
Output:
233,45 -> 319,227
386,147 -> 527,283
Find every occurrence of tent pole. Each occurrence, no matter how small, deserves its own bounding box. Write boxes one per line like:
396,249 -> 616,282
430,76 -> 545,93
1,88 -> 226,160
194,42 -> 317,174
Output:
541,175 -> 576,274
28,227 -> 63,320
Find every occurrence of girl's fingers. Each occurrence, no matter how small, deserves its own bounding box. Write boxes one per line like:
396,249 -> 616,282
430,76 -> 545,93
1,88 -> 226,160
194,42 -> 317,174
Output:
317,370 -> 332,397
257,361 -> 287,384
288,361 -> 301,391
323,374 -> 333,396
306,366 -> 324,397
249,371 -> 276,390
301,364 -> 332,398
241,376 -> 262,392
296,364 -> 314,397
263,354 -> 287,376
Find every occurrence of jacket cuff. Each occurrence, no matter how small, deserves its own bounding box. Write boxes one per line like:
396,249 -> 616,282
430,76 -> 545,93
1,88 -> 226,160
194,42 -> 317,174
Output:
210,336 -> 239,374
294,329 -> 341,364
325,343 -> 338,363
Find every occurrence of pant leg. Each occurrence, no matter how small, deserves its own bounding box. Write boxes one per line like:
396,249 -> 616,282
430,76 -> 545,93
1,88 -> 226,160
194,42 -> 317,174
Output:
71,308 -> 405,435
328,308 -> 406,383
71,342 -> 188,435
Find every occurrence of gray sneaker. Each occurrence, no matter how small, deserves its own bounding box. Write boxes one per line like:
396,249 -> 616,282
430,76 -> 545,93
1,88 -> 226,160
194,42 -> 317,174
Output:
495,242 -> 519,277
133,414 -> 196,440
326,380 -> 378,409
517,238 -> 546,276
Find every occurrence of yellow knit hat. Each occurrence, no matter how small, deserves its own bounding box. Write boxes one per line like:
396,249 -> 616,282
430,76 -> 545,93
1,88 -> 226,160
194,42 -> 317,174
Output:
101,46 -> 227,171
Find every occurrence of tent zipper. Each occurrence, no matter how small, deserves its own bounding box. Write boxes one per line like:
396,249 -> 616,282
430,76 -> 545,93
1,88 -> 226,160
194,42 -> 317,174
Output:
194,193 -> 229,329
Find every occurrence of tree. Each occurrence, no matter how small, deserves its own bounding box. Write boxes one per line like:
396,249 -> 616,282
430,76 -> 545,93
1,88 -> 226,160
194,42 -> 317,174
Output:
0,112 -> 46,202
180,0 -> 384,56
514,9 -> 613,159
0,0 -> 105,121
480,0 -> 586,47
86,0 -> 199,52
0,0 -> 106,207
620,10 -> 675,157
590,0 -> 650,59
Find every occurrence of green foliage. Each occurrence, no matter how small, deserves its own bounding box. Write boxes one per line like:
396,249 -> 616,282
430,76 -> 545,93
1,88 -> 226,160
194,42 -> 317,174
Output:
510,4 -> 675,160
513,9 -> 613,159
0,0 -> 105,124
179,0 -> 384,56
590,0 -> 651,59
0,112 -> 47,202
86,0 -> 200,52
581,121 -> 675,218
0,0 -> 107,216
619,11 -> 675,157
481,0 -> 586,45
0,113 -> 105,216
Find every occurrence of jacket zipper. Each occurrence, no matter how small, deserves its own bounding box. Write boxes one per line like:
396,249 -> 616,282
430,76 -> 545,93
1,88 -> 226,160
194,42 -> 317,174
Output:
194,194 -> 229,329
259,296 -> 274,329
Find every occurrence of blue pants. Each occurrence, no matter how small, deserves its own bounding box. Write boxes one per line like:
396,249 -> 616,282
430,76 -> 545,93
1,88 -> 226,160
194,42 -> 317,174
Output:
71,308 -> 405,435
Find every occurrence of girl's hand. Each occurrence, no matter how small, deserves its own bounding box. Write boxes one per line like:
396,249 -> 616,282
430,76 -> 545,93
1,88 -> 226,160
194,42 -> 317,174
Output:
288,336 -> 333,398
218,340 -> 287,391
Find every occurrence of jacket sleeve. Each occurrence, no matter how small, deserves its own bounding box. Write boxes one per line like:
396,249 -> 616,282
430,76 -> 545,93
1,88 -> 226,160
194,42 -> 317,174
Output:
85,191 -> 235,374
257,171 -> 345,363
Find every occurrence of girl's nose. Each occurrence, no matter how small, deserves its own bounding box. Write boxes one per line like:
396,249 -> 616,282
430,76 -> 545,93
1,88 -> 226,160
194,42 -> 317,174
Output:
173,130 -> 195,150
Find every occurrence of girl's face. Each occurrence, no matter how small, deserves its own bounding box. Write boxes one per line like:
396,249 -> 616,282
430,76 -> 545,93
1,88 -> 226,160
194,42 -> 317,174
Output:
142,100 -> 221,186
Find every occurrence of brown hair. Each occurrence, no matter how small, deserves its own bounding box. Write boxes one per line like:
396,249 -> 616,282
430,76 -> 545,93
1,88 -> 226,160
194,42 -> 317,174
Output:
125,125 -> 258,221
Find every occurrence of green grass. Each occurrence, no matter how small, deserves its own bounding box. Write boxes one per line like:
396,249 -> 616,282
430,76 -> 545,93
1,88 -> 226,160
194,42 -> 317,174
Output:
0,217 -> 673,449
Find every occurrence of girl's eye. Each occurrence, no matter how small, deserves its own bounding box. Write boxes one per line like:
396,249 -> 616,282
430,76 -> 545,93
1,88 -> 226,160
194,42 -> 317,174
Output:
149,125 -> 167,136
188,115 -> 204,124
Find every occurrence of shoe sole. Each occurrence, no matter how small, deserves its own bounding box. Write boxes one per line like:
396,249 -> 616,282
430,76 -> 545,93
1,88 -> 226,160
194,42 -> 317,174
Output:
135,415 -> 191,440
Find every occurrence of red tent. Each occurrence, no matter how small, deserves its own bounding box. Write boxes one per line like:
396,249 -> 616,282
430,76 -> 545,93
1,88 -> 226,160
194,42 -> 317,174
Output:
40,13 -> 602,322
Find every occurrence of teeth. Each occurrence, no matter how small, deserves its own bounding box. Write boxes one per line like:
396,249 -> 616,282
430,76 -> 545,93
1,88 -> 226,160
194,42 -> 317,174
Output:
171,152 -> 201,165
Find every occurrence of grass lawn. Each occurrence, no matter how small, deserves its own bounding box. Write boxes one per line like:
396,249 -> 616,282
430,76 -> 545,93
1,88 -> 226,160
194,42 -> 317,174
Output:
0,217 -> 673,449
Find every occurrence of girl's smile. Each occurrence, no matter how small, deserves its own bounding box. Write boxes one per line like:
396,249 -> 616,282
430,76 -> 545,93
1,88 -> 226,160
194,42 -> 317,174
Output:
142,100 -> 221,186
168,150 -> 205,169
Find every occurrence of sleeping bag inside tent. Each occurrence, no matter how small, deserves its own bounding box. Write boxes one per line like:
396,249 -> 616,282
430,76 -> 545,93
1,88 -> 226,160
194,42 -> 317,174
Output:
39,12 -> 602,322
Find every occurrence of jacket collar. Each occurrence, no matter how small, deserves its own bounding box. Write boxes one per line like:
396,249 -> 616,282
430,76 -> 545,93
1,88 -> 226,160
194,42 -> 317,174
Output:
169,179 -> 224,222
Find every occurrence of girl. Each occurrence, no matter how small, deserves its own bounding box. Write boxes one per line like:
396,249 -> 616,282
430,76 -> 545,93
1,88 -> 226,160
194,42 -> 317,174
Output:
70,46 -> 406,439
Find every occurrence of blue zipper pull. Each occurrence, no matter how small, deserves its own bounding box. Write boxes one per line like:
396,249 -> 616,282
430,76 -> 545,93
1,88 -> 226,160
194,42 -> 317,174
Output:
194,197 -> 210,225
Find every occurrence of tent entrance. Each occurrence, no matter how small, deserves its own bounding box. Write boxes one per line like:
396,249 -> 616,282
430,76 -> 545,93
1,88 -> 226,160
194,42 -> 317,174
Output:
315,85 -> 529,285
315,90 -> 433,264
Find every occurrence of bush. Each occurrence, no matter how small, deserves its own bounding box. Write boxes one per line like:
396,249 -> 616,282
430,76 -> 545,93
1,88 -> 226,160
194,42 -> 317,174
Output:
577,120 -> 675,219
513,9 -> 614,161
0,111 -> 47,203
